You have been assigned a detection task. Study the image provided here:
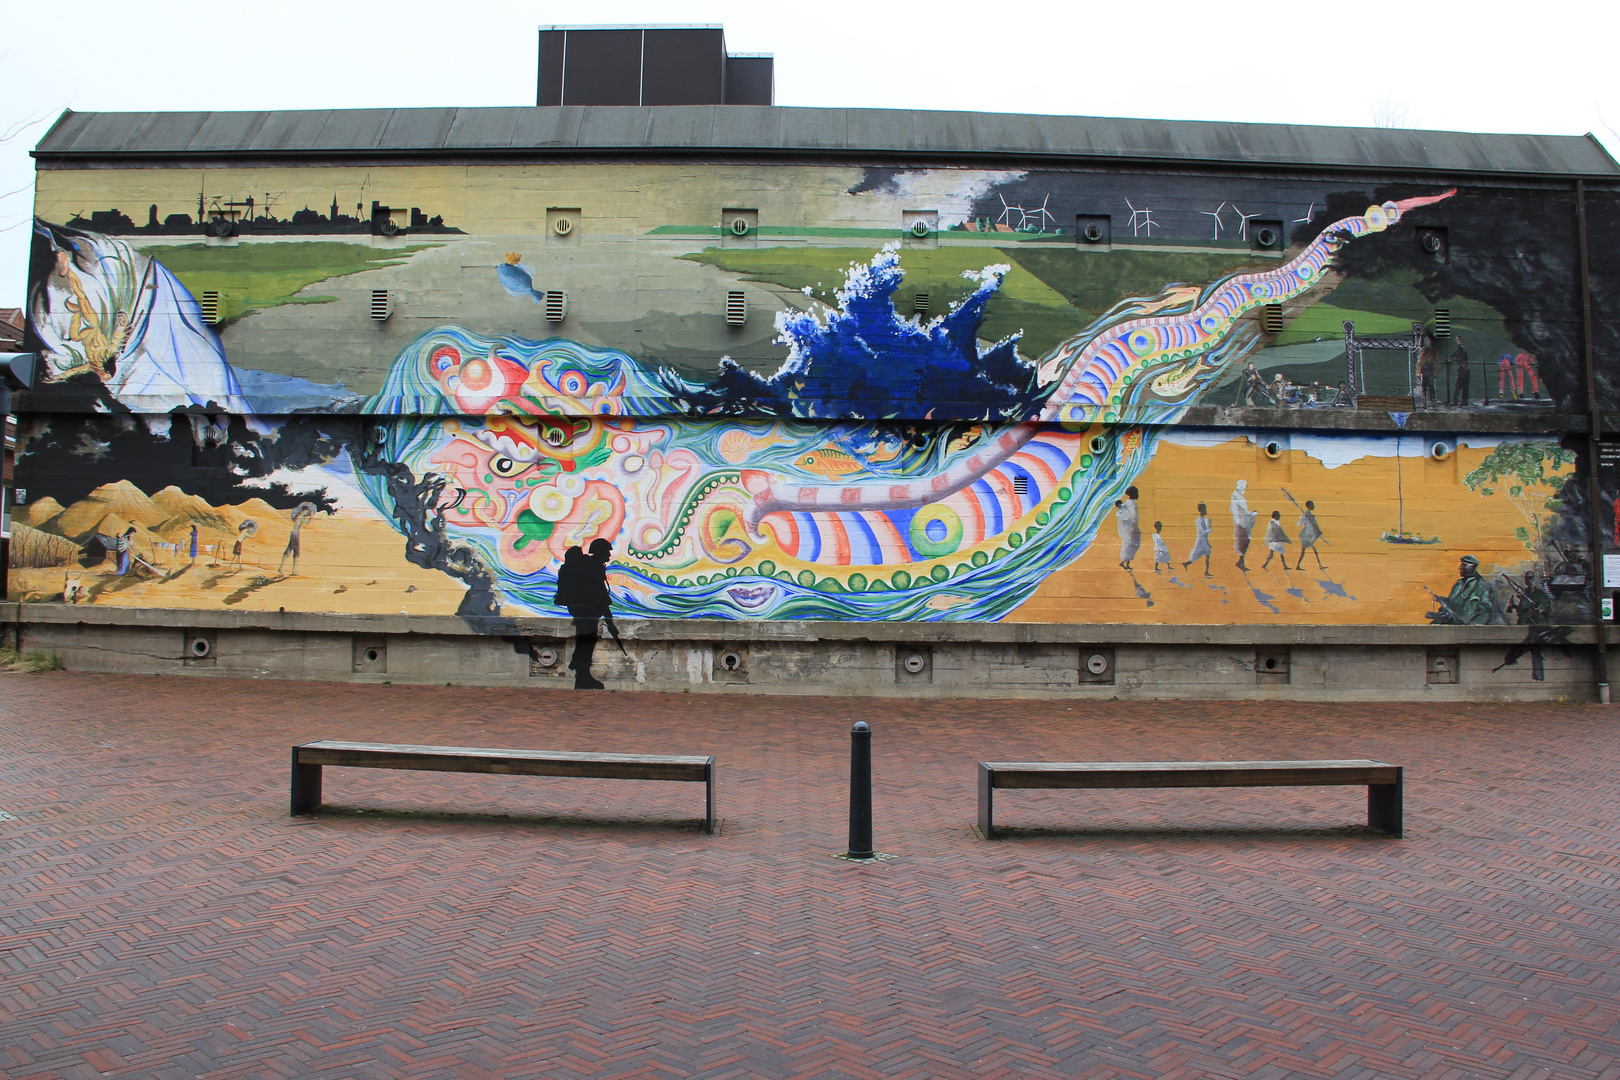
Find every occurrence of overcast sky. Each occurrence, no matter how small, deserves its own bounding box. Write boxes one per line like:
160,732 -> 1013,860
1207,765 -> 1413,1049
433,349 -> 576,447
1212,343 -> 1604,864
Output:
4,0 -> 1616,305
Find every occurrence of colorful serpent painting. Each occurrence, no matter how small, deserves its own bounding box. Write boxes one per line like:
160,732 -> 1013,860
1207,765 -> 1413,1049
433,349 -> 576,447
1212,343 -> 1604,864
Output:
357,193 -> 1453,620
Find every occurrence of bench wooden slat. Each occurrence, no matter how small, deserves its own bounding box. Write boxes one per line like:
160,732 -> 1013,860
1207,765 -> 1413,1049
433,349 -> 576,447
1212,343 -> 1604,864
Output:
298,740 -> 710,781
985,759 -> 1399,790
978,758 -> 1402,839
291,740 -> 716,832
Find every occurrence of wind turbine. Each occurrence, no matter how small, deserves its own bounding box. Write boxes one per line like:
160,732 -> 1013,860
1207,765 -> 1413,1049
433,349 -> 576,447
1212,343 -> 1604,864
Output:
1125,199 -> 1157,237
1293,202 -> 1315,224
997,194 -> 1024,230
1199,202 -> 1228,239
1025,194 -> 1057,232
1232,206 -> 1260,241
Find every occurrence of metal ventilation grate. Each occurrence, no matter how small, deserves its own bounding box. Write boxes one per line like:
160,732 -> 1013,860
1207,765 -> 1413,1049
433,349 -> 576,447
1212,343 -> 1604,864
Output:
1261,304 -> 1285,334
369,289 -> 392,321
199,291 -> 223,325
543,291 -> 567,323
914,292 -> 931,316
1013,475 -> 1029,499
725,291 -> 747,325
1432,309 -> 1451,337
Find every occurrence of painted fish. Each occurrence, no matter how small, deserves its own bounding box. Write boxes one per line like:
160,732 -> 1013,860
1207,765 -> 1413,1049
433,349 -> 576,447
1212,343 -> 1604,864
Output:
717,426 -> 791,464
497,253 -> 545,303
795,448 -> 863,478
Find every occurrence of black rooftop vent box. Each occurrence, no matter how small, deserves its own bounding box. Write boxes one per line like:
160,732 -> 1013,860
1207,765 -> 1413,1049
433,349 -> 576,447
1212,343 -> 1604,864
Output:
538,25 -> 773,106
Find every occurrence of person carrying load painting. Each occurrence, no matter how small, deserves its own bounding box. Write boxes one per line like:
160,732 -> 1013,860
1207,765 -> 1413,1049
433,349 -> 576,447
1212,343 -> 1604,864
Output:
556,539 -> 615,690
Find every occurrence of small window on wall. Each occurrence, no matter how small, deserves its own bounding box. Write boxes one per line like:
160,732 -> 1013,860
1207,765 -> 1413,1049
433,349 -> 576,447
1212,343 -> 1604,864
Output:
1076,214 -> 1111,246
547,208 -> 581,242
902,209 -> 939,247
722,208 -> 758,248
1418,227 -> 1449,264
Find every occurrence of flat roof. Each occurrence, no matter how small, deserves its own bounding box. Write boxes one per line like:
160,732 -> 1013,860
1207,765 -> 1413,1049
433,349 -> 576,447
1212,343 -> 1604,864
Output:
33,105 -> 1620,177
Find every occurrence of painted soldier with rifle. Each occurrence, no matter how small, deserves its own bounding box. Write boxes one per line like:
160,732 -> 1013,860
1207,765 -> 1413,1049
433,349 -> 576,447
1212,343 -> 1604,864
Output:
1496,570 -> 1571,681
1423,555 -> 1494,625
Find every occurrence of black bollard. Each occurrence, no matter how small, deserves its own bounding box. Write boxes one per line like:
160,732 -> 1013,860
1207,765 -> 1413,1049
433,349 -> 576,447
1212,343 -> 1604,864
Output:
847,720 -> 873,858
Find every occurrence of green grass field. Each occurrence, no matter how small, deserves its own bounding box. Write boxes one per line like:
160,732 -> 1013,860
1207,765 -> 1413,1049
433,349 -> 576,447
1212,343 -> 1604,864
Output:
684,244 -> 1268,359
154,242 -> 439,327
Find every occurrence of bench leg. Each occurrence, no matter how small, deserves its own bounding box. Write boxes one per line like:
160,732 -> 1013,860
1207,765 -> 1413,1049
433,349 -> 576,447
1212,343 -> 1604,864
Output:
978,763 -> 996,840
703,760 -> 716,835
290,750 -> 322,815
1367,768 -> 1402,837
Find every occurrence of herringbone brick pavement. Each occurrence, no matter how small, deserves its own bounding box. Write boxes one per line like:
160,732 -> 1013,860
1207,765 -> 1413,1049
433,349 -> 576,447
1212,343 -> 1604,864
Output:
2,675 -> 1618,1079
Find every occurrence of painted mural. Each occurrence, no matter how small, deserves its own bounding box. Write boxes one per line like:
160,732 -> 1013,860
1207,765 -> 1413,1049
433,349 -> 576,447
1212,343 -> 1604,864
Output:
10,163 -> 1601,640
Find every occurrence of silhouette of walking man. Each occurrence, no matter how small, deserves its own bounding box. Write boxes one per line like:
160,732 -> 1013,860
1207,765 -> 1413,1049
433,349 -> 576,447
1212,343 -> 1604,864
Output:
555,538 -> 614,690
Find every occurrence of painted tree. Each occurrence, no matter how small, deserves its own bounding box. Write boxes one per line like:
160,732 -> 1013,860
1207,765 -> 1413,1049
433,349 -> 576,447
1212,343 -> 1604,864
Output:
1462,441 -> 1577,551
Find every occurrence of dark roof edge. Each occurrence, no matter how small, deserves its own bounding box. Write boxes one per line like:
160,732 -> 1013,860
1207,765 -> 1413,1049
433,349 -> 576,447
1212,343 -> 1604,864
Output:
1583,132 -> 1620,172
31,144 -> 1620,187
30,105 -> 1620,179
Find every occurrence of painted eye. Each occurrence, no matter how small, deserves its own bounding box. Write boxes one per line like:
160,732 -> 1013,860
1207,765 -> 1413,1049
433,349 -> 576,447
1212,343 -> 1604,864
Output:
460,358 -> 493,392
542,426 -> 568,447
490,456 -> 522,477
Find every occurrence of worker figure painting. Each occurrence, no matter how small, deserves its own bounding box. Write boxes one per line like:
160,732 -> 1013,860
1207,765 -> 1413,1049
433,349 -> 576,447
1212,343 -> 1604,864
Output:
1514,352 -> 1541,399
1236,362 -> 1269,406
1497,354 -> 1517,400
1416,330 -> 1438,408
1425,555 -> 1494,625
555,538 -> 615,690
1449,337 -> 1471,406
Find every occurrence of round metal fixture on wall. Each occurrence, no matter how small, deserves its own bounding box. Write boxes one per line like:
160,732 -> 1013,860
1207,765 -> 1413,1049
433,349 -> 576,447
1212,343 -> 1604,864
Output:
1255,227 -> 1278,248
1421,233 -> 1443,254
206,216 -> 235,238
1430,441 -> 1451,461
1085,653 -> 1109,675
188,637 -> 212,659
553,217 -> 574,236
1262,656 -> 1280,672
1083,223 -> 1104,243
902,652 -> 926,674
535,646 -> 559,668
910,219 -> 932,238
378,218 -> 400,237
730,217 -> 751,236
720,650 -> 743,672
1264,440 -> 1284,459
364,648 -> 381,664
1089,435 -> 1107,454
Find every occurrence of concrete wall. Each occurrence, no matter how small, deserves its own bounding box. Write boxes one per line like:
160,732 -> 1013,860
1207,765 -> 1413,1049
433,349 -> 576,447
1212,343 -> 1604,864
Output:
5,603 -> 1602,702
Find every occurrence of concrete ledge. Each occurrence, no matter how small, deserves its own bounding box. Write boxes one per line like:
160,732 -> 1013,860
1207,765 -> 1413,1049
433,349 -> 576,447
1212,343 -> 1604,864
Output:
1175,406 -> 1588,435
1,602 -> 1600,646
3,602 -> 1608,702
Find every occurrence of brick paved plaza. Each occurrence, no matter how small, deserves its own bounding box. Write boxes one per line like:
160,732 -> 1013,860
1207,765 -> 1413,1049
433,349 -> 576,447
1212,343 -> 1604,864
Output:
3,674 -> 1618,1079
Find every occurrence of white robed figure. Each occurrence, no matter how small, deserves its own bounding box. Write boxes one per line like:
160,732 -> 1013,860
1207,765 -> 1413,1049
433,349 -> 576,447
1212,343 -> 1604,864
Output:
29,221 -> 254,417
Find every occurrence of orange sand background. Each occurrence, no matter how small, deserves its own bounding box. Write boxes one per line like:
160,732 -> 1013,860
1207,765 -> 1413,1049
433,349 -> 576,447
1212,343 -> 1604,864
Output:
1011,436 -> 1561,623
9,436 -> 1560,625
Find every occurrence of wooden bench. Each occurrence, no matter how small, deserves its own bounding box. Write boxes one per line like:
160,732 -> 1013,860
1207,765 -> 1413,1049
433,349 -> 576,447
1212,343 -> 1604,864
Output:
291,740 -> 716,834
977,759 -> 1402,839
